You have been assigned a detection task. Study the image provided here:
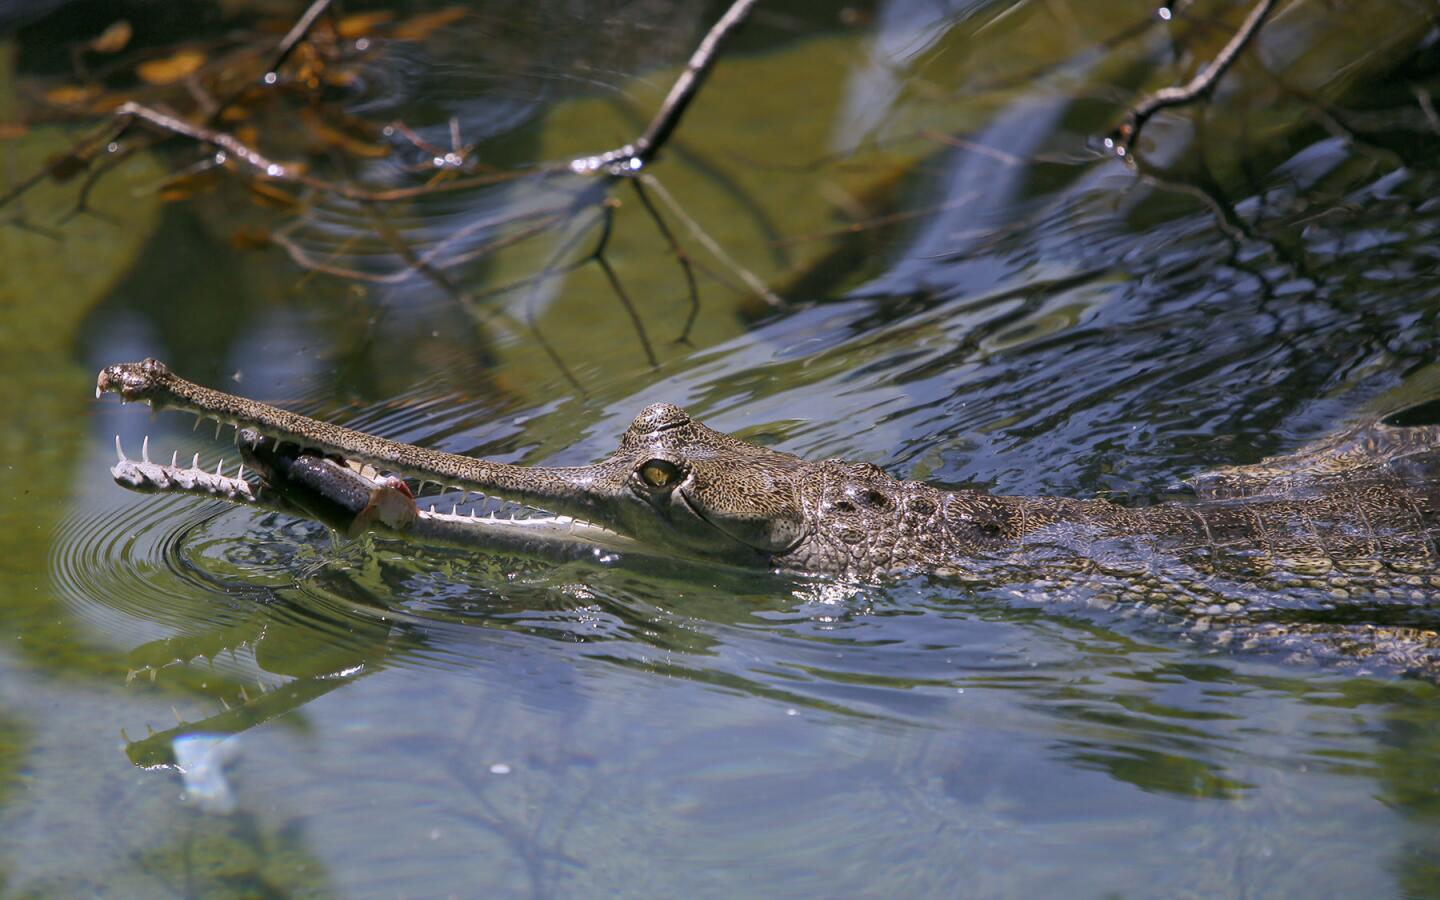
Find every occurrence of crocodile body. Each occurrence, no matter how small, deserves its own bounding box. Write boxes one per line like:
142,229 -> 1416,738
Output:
96,359 -> 1440,677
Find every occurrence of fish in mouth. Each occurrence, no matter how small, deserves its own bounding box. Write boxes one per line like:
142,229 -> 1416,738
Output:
97,360 -> 658,564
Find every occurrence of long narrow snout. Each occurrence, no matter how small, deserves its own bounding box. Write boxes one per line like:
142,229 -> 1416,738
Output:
97,359 -> 622,527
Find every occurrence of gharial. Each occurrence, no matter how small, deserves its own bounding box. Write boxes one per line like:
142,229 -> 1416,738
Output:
96,359 -> 1440,678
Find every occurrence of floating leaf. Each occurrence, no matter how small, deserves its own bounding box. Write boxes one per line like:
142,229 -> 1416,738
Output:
337,12 -> 393,39
158,166 -> 221,202
43,84 -> 100,106
229,226 -> 272,250
392,7 -> 469,42
136,49 -> 206,85
87,20 -> 132,55
300,107 -> 389,158
248,180 -> 301,210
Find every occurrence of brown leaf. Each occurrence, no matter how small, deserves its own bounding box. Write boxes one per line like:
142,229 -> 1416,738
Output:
248,180 -> 301,211
43,84 -> 101,106
0,122 -> 28,140
157,167 -> 221,202
136,49 -> 206,85
337,11 -> 393,39
393,7 -> 469,41
229,226 -> 273,250
88,20 -> 133,54
300,108 -> 389,158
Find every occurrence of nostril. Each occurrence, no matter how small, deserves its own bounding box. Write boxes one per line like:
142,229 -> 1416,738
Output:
859,489 -> 888,508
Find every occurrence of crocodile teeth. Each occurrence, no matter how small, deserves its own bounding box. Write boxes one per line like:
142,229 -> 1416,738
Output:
141,435 -> 150,463
115,435 -> 125,462
170,450 -> 178,467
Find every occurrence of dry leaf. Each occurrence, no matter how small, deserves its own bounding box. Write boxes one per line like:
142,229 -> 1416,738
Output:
136,49 -> 206,85
248,181 -> 301,211
88,21 -> 133,54
158,168 -> 221,202
337,11 -> 393,38
301,108 -> 389,158
322,68 -> 361,89
43,84 -> 101,106
229,226 -> 272,250
393,7 -> 469,41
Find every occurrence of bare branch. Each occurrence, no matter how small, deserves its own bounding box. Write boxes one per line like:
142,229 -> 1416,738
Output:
264,0 -> 334,82
569,0 -> 762,176
1111,0 -> 1278,158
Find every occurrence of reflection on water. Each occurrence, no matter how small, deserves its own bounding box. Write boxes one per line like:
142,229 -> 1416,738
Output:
6,0 -> 1440,894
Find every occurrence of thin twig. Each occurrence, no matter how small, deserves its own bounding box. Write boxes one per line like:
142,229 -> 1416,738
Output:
265,0 -> 334,81
523,208 -> 614,393
569,0 -> 761,175
590,208 -> 659,368
630,178 -> 700,344
1111,0 -> 1278,157
640,173 -> 784,309
118,101 -> 290,174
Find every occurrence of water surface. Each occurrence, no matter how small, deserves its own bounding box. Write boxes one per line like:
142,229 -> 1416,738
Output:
3,0 -> 1440,895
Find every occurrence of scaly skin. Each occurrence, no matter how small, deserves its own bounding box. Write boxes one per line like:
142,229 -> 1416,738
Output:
96,359 -> 1440,677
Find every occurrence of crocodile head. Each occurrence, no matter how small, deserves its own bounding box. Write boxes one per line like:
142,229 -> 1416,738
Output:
577,401 -> 814,565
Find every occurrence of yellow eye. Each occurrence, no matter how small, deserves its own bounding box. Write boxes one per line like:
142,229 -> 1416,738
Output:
639,459 -> 681,489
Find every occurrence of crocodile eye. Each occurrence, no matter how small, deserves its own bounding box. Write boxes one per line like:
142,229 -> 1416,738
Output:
638,459 -> 681,489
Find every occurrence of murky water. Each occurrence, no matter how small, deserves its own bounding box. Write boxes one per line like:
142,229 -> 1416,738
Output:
4,0 -> 1440,895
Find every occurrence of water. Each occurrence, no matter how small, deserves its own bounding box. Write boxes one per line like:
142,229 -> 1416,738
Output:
4,0 -> 1440,895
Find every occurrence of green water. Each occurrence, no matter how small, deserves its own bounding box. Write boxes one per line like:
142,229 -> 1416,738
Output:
3,0 -> 1440,895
